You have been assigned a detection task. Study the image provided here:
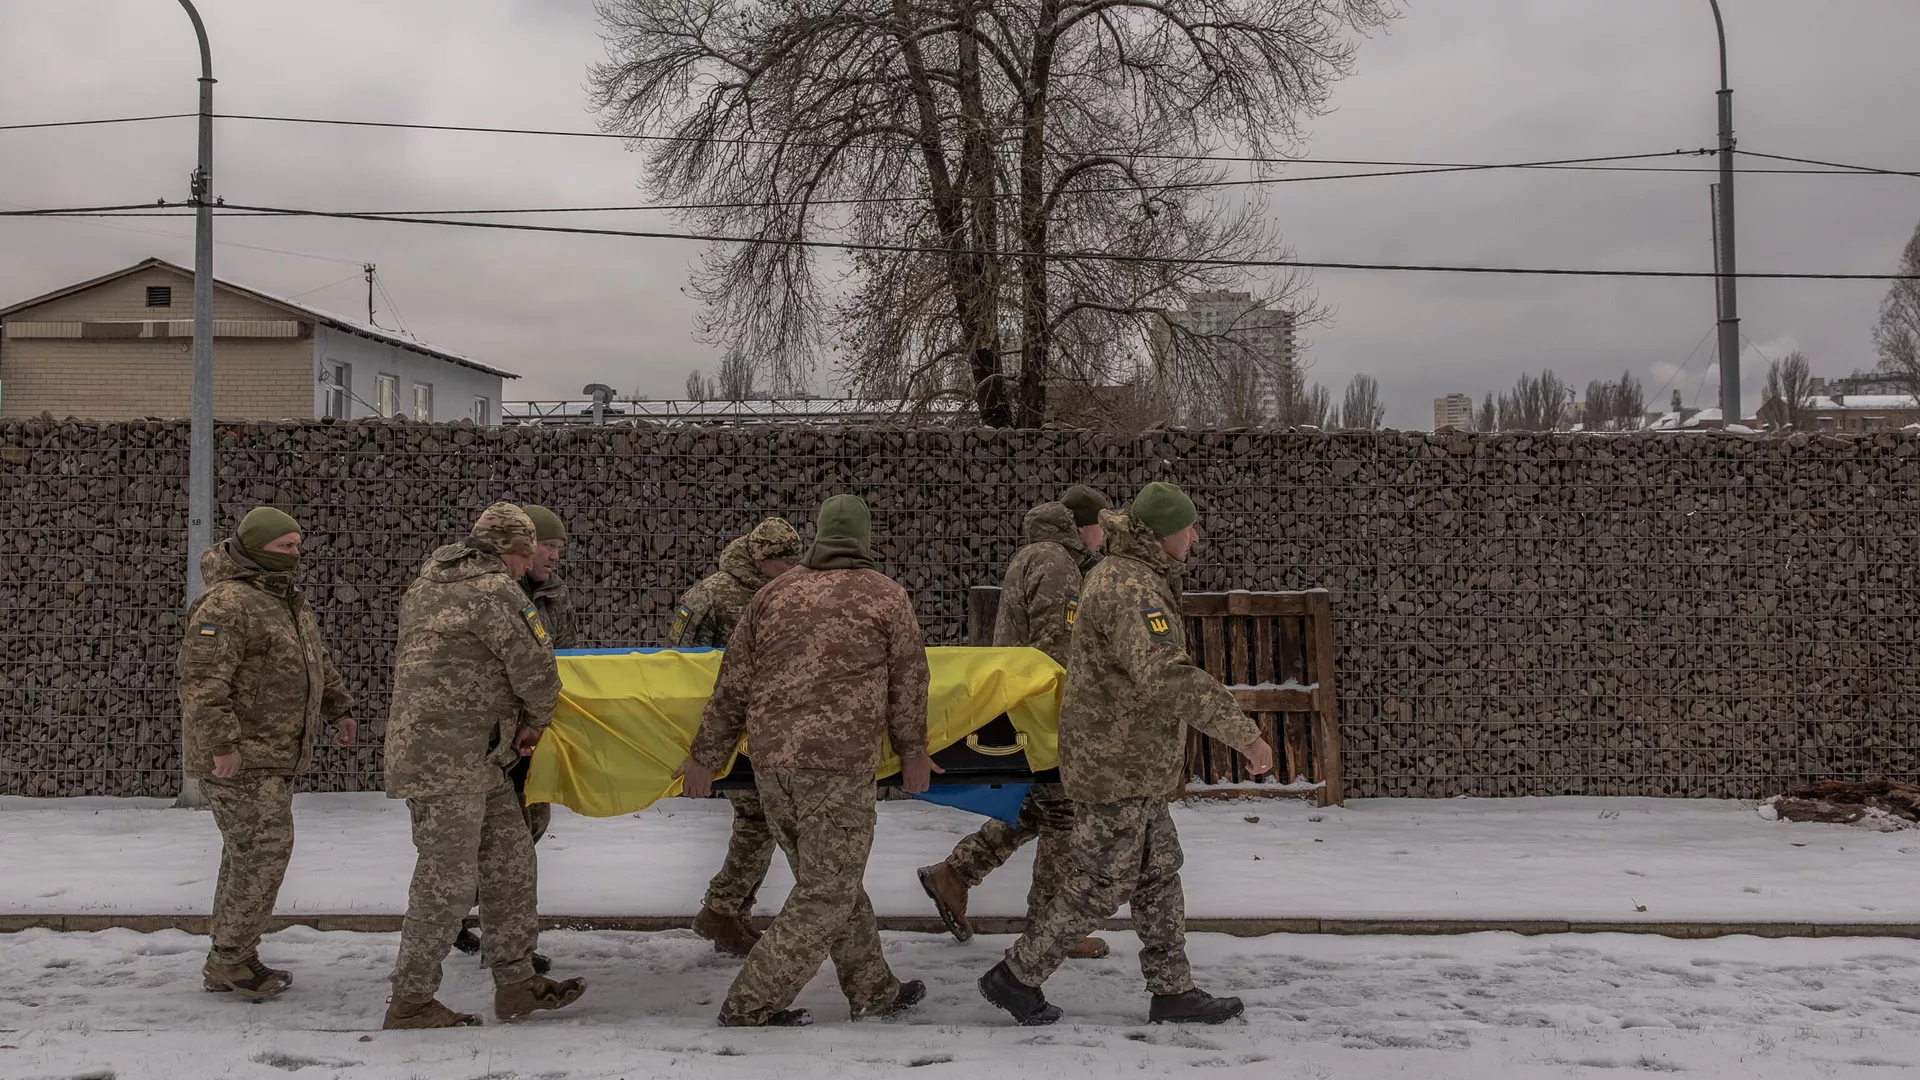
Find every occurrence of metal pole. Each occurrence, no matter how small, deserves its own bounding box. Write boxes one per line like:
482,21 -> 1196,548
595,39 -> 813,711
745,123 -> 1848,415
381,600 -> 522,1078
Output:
176,0 -> 215,809
1709,0 -> 1741,426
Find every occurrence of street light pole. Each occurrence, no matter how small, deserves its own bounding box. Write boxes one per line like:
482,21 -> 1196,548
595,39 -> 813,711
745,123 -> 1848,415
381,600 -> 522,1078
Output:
1709,0 -> 1741,425
176,0 -> 215,809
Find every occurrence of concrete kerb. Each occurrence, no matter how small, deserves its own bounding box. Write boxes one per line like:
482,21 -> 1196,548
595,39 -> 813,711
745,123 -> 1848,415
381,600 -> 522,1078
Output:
4,915 -> 1919,939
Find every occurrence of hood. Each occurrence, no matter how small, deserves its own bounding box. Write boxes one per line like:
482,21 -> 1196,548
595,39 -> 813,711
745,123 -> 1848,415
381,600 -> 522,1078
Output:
717,535 -> 768,589
1098,508 -> 1175,574
421,540 -> 508,584
1021,501 -> 1087,559
523,570 -> 567,601
199,539 -> 293,596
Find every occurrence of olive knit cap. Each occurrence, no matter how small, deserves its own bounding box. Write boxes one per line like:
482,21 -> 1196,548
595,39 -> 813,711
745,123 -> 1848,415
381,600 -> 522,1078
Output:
1130,482 -> 1196,539
815,494 -> 872,546
747,517 -> 804,561
237,507 -> 300,551
523,505 -> 566,543
1060,485 -> 1110,528
470,502 -> 537,556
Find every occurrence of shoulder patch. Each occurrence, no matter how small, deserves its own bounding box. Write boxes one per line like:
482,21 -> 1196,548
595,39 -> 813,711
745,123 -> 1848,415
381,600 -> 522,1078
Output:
196,624 -> 218,638
1065,596 -> 1079,630
522,604 -> 551,646
1142,606 -> 1173,639
669,603 -> 693,639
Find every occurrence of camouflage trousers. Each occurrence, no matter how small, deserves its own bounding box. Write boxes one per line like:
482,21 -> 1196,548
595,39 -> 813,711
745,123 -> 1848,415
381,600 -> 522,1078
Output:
702,788 -> 774,920
202,774 -> 295,967
507,755 -> 552,844
391,781 -> 540,1004
1004,797 -> 1194,996
945,782 -> 1076,923
719,769 -> 900,1025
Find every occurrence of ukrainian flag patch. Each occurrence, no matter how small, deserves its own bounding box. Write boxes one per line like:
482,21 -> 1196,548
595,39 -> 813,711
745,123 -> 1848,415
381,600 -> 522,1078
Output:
1065,596 -> 1079,629
197,624 -> 218,638
669,604 -> 692,639
523,605 -> 550,645
1142,607 -> 1172,638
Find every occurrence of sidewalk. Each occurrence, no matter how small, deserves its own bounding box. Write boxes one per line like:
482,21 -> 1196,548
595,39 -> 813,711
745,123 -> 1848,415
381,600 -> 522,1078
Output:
2,793 -> 1915,934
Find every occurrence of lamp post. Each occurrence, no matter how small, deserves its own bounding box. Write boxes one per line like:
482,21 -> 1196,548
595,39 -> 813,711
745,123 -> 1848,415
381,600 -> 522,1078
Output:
1708,0 -> 1741,425
175,0 -> 215,809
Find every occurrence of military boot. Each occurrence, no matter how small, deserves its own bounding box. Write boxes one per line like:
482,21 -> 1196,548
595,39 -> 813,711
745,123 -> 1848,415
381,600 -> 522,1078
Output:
917,862 -> 973,942
719,1008 -> 813,1028
1066,937 -> 1111,960
1148,988 -> 1244,1025
203,954 -> 292,1002
452,926 -> 482,955
978,961 -> 1062,1026
855,979 -> 927,1020
495,974 -> 588,1021
383,997 -> 481,1029
693,906 -> 761,958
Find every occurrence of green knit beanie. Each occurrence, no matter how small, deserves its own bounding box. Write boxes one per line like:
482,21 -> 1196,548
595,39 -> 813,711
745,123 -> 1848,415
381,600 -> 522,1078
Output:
1130,482 -> 1196,538
815,494 -> 872,546
237,507 -> 300,551
523,505 -> 566,542
1061,485 -> 1110,528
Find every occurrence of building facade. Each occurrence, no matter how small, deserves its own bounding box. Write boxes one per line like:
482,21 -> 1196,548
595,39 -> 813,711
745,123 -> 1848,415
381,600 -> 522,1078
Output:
0,258 -> 515,422
1432,393 -> 1474,430
1150,291 -> 1296,418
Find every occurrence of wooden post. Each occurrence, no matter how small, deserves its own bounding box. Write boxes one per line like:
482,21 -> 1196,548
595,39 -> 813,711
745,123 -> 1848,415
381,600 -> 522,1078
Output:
1307,590 -> 1344,807
967,586 -> 1002,647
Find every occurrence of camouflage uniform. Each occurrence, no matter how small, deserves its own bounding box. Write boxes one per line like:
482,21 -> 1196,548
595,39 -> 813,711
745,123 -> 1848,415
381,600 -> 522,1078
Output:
508,571 -> 577,843
178,540 -> 352,971
385,504 -> 561,1005
689,535 -> 928,1025
1003,508 -> 1258,994
945,502 -> 1091,918
671,519 -> 803,922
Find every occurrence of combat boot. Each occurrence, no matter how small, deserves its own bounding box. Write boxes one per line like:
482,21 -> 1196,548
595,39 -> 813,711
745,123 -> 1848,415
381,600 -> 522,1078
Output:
693,905 -> 761,958
1066,937 -> 1111,960
452,926 -> 481,955
203,954 -> 292,1002
917,862 -> 973,942
1148,988 -> 1244,1025
978,961 -> 1062,1026
383,997 -> 481,1029
719,1008 -> 813,1028
495,974 -> 588,1021
855,979 -> 927,1020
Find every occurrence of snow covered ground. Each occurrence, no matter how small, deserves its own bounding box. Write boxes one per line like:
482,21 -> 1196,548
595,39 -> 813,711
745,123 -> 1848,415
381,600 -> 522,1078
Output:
4,926 -> 1920,1079
1,793 -> 1916,924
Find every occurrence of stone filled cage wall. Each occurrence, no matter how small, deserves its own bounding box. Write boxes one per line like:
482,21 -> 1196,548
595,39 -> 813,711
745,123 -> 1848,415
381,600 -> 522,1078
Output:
4,418 -> 1917,800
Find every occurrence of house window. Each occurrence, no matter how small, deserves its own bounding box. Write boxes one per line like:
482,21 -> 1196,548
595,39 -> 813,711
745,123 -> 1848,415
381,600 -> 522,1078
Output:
376,374 -> 399,417
322,360 -> 351,420
471,396 -> 490,424
412,383 -> 432,422
146,286 -> 172,308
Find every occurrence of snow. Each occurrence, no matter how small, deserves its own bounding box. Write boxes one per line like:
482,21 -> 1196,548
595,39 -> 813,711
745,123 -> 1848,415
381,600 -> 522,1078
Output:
4,926 -> 1920,1079
1221,680 -> 1315,692
3,794 -> 1918,925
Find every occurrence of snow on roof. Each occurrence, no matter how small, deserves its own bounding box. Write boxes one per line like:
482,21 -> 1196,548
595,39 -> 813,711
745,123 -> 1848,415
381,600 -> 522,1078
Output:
1805,394 -> 1920,411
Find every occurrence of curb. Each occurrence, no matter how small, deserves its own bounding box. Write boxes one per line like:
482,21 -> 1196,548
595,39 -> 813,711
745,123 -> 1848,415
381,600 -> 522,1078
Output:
4,914 -> 1918,940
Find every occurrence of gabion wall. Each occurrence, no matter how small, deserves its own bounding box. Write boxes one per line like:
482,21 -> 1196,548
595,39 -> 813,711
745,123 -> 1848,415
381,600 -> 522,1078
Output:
4,418 -> 1916,799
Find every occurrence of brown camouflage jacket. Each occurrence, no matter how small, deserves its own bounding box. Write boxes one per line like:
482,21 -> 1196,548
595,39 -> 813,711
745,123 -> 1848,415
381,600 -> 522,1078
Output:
177,542 -> 353,777
690,564 -> 929,774
385,542 -> 561,798
667,536 -> 766,648
522,572 -> 578,650
992,501 -> 1094,665
1058,509 -> 1258,803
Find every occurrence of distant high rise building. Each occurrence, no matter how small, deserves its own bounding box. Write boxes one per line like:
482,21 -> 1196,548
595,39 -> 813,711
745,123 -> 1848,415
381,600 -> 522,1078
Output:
1433,393 -> 1474,430
1149,291 -> 1296,419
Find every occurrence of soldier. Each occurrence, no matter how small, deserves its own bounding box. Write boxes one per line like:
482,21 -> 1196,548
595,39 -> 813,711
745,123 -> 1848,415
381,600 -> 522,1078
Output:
382,503 -> 588,1030
979,483 -> 1275,1027
179,507 -> 355,1001
453,504 -> 573,964
670,517 -> 804,957
677,495 -> 934,1028
918,485 -> 1110,959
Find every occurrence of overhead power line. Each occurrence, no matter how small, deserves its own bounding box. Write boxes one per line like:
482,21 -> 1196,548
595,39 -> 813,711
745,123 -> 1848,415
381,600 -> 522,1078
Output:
1736,149 -> 1920,179
0,113 -> 193,132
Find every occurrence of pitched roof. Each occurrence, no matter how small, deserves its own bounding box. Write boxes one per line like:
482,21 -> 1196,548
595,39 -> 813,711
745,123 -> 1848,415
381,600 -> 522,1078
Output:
0,257 -> 517,379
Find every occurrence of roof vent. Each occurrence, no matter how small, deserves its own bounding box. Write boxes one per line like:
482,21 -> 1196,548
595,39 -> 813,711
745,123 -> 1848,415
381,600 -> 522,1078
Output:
146,286 -> 172,308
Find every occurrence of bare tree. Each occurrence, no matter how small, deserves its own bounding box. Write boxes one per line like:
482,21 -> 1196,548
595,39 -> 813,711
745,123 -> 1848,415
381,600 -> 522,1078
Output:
1873,220 -> 1920,387
590,0 -> 1397,426
684,369 -> 711,402
1497,370 -> 1570,432
715,347 -> 759,401
1759,351 -> 1816,430
1610,369 -> 1645,430
1339,374 -> 1386,430
1475,392 -> 1497,433
1583,380 -> 1613,432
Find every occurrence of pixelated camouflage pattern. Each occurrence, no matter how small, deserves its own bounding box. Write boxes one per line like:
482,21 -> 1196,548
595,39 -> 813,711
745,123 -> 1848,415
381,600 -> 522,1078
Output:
178,542 -> 352,776
702,788 -> 774,919
991,502 -> 1092,666
745,516 -> 804,562
522,572 -> 579,650
717,769 -> 901,1025
668,535 -> 768,647
1004,796 -> 1194,995
201,773 -> 296,967
945,782 -> 1075,921
689,565 -> 929,774
1057,509 -> 1259,804
469,502 -> 536,556
384,542 -> 561,799
390,781 -> 542,1002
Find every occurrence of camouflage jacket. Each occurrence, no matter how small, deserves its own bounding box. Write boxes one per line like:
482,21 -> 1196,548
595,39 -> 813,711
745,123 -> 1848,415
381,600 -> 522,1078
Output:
1058,509 -> 1258,803
992,501 -> 1094,665
522,572 -> 579,650
668,536 -> 766,648
690,563 -> 929,774
385,542 -> 561,799
177,542 -> 353,778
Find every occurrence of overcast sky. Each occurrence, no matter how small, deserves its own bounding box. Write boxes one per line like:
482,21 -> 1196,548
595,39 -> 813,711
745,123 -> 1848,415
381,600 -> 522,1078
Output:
2,0 -> 1916,428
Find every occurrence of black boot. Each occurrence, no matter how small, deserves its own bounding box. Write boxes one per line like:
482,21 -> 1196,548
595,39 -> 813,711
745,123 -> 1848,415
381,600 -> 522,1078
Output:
720,1008 -> 813,1028
978,961 -> 1062,1026
860,979 -> 926,1019
452,927 -> 481,955
531,952 -> 552,975
1148,988 -> 1244,1025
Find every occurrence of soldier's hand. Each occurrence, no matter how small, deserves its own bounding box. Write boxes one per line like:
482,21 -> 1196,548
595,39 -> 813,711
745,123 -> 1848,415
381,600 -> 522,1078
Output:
900,754 -> 943,795
674,758 -> 715,799
335,717 -> 358,747
211,751 -> 242,778
514,724 -> 544,756
1238,737 -> 1275,778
